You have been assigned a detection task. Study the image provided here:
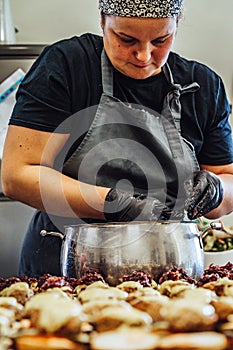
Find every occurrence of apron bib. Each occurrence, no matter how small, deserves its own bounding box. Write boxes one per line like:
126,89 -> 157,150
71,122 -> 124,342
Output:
63,50 -> 200,213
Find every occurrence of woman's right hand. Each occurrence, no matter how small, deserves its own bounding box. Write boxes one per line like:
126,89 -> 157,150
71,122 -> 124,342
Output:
104,188 -> 184,222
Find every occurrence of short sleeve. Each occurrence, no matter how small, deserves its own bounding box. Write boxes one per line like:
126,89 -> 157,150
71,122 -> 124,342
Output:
197,76 -> 233,166
10,44 -> 72,132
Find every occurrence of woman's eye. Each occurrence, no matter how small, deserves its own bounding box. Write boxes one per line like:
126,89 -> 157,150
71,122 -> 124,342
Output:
119,37 -> 136,44
152,38 -> 167,45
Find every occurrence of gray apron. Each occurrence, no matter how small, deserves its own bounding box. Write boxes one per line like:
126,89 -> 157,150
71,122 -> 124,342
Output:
63,50 -> 200,215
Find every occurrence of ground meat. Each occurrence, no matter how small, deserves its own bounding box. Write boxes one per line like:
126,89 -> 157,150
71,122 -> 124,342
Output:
65,277 -> 81,290
198,262 -> 233,286
19,275 -> 37,286
0,277 -> 7,291
158,266 -> 195,285
77,270 -> 105,285
37,274 -> 53,288
197,273 -> 219,287
0,273 -> 93,294
39,276 -> 73,292
3,277 -> 22,287
122,270 -> 152,287
0,275 -> 38,292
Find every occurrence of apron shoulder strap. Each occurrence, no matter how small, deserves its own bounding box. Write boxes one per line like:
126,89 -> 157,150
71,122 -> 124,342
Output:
101,50 -> 114,96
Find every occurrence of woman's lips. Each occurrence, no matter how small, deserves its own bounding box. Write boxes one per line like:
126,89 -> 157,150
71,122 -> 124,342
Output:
132,63 -> 151,68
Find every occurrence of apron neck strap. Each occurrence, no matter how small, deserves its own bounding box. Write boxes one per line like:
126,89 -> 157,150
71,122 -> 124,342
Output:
163,62 -> 200,92
162,62 -> 200,133
101,49 -> 114,96
163,62 -> 175,84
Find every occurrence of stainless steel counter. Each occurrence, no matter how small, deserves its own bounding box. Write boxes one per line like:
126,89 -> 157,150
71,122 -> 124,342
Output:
0,45 -> 45,278
0,201 -> 35,278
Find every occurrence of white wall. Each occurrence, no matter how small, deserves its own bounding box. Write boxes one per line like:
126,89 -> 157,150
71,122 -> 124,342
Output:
11,0 -> 101,42
10,0 -> 233,104
174,0 -> 233,106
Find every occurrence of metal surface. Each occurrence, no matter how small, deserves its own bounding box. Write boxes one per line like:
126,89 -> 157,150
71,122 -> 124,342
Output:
0,201 -> 35,278
50,221 -> 204,285
0,44 -> 46,58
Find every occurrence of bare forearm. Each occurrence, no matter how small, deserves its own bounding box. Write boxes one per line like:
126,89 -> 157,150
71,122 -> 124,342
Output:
205,173 -> 233,219
2,165 -> 109,219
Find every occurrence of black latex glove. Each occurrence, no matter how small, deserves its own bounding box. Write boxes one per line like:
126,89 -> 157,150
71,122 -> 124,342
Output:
104,188 -> 183,222
186,170 -> 224,220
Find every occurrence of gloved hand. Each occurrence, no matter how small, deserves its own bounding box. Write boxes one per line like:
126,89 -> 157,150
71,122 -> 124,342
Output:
104,188 -> 183,222
186,170 -> 224,220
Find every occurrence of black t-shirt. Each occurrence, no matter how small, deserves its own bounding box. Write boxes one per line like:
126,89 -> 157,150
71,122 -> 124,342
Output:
10,33 -> 233,166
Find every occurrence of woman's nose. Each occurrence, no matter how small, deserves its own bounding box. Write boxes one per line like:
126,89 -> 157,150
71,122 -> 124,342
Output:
135,44 -> 152,62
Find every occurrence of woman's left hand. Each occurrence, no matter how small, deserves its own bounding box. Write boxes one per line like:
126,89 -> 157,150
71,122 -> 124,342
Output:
186,170 -> 224,219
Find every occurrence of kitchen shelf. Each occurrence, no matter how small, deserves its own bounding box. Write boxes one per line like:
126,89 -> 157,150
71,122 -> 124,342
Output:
0,44 -> 47,59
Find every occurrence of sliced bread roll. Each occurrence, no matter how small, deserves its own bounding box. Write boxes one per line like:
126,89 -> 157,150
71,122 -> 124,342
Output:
16,334 -> 86,350
159,331 -> 228,350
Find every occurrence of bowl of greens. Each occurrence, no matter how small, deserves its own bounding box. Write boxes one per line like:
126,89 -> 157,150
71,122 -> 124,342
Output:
200,220 -> 233,269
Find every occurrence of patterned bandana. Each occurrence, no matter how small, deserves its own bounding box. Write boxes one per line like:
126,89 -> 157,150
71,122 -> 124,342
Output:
99,0 -> 183,18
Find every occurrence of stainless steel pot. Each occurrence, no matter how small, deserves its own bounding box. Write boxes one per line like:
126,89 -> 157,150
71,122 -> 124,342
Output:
41,221 -> 204,286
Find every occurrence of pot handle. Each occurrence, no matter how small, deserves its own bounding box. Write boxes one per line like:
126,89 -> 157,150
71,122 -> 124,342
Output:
40,229 -> 64,240
200,220 -> 233,239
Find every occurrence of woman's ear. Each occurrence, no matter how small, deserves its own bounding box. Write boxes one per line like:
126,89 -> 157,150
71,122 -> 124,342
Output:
100,11 -> 105,30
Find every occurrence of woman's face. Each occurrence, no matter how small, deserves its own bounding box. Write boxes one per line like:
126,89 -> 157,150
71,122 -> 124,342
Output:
101,14 -> 177,79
